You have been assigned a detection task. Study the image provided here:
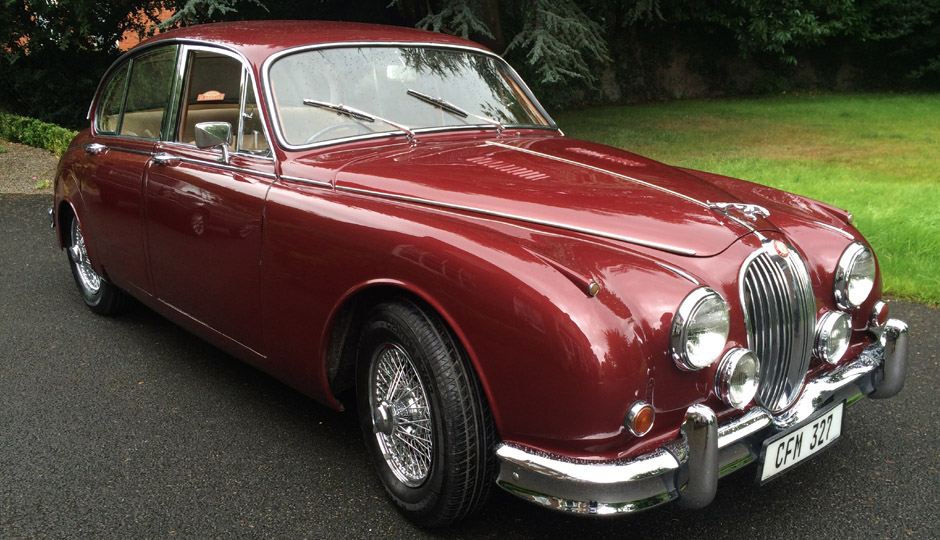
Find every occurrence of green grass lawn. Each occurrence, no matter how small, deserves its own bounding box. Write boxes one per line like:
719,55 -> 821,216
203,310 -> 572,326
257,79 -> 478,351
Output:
554,93 -> 940,306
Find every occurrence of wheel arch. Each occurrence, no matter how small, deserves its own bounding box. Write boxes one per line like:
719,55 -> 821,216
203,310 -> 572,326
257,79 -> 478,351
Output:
56,197 -> 107,281
323,280 -> 498,429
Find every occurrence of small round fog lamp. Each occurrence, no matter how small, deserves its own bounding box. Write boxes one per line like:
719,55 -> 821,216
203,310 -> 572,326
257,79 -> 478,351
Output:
715,349 -> 760,409
815,311 -> 852,364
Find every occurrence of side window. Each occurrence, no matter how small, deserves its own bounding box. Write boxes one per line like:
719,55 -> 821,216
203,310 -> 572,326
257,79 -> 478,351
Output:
96,63 -> 129,134
120,47 -> 177,139
177,50 -> 270,156
239,73 -> 270,155
178,51 -> 242,144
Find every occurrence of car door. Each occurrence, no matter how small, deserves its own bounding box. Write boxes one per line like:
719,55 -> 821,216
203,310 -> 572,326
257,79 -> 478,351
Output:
145,46 -> 275,354
82,45 -> 178,297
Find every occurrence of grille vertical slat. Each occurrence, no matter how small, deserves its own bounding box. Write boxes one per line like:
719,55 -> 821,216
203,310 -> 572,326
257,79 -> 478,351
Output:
741,243 -> 816,412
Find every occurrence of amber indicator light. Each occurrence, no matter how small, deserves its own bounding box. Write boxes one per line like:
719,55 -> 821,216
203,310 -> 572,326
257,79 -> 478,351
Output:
627,402 -> 655,437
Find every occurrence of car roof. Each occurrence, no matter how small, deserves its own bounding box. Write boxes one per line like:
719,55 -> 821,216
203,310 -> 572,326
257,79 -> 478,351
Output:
142,20 -> 490,66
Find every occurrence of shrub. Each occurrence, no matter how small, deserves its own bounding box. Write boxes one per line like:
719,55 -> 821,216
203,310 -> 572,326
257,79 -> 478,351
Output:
0,112 -> 78,157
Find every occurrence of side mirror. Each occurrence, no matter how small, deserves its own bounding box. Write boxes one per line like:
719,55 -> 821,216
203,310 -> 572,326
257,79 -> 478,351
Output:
195,121 -> 233,163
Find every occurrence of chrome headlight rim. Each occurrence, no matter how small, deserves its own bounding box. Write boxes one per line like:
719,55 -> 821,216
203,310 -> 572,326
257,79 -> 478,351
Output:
715,348 -> 761,410
834,242 -> 876,310
814,310 -> 852,365
671,287 -> 731,371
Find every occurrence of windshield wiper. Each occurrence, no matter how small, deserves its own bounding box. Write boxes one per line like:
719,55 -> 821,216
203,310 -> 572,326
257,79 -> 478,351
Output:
302,99 -> 416,144
406,89 -> 504,133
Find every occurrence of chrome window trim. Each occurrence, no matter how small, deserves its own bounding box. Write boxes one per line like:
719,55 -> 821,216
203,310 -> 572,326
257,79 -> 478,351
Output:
260,41 -> 559,152
78,144 -> 154,157
280,175 -> 334,189
93,61 -> 132,136
171,156 -> 277,179
95,45 -> 181,142
90,39 -> 274,160
172,44 -> 276,159
149,143 -> 278,178
335,184 -> 698,256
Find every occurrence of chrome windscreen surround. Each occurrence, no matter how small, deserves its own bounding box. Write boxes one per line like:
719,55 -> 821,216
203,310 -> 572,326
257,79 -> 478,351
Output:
739,240 -> 816,412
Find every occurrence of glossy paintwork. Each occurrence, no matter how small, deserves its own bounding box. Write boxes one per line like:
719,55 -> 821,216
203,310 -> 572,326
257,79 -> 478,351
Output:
54,21 -> 884,462
334,135 -> 765,256
145,143 -> 275,353
75,135 -> 154,296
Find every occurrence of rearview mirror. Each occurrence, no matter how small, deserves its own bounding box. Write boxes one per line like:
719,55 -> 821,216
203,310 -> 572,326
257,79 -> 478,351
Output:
195,122 -> 232,163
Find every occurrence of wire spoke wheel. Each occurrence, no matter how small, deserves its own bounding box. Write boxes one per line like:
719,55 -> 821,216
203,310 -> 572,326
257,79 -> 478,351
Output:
369,343 -> 433,487
69,217 -> 101,294
64,212 -> 130,315
356,299 -> 496,526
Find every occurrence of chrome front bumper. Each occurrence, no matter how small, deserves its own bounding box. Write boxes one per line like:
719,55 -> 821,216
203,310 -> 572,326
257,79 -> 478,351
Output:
495,319 -> 909,515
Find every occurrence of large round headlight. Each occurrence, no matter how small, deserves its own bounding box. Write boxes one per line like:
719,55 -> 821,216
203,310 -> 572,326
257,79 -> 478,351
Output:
834,242 -> 876,309
716,349 -> 760,409
671,287 -> 730,371
815,311 -> 852,364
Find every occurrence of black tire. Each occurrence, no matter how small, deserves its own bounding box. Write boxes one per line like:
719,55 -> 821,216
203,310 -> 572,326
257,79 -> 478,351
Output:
66,213 -> 130,315
356,299 -> 496,527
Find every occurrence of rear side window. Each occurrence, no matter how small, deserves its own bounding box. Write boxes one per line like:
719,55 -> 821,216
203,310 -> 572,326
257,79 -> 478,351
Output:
95,45 -> 178,139
96,63 -> 129,134
119,47 -> 177,139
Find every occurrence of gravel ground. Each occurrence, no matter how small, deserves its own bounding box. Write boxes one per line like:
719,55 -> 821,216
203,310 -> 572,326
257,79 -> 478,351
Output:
0,138 -> 58,195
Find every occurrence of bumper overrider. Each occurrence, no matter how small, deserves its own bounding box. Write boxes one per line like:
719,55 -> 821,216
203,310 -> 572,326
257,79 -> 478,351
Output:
495,319 -> 909,515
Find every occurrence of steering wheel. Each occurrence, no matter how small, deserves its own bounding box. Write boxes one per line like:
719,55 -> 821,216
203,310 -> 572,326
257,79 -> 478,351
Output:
306,121 -> 374,144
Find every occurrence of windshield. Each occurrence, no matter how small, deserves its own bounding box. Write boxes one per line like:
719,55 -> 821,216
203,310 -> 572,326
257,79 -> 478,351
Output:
267,46 -> 552,146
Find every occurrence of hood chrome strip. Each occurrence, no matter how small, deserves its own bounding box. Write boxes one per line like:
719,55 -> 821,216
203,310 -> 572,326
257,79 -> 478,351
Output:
485,141 -> 708,208
335,184 -> 697,256
486,141 -> 762,233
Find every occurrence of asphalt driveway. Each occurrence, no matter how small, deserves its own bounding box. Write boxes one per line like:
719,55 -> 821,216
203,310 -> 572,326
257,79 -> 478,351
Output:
2,193 -> 938,539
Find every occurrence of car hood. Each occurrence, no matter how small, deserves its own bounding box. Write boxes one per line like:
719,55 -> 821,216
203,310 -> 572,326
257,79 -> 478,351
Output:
328,135 -> 776,256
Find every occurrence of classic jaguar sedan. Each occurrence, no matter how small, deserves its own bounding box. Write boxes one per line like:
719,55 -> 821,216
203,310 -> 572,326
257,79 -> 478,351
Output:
52,21 -> 908,526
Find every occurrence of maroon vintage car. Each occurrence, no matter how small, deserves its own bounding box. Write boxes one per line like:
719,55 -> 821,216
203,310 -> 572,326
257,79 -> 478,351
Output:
52,21 -> 908,526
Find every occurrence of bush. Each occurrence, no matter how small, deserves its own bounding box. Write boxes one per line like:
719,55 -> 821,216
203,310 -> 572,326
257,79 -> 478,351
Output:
0,112 -> 79,157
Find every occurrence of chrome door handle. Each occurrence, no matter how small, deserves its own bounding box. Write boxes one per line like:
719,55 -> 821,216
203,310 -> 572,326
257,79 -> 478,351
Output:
152,152 -> 181,167
85,143 -> 106,155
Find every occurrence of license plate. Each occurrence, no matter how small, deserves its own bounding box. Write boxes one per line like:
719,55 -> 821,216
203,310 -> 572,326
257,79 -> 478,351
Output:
759,402 -> 844,483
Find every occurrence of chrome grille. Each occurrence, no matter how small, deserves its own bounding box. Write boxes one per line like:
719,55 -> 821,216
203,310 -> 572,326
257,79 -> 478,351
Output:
740,242 -> 816,412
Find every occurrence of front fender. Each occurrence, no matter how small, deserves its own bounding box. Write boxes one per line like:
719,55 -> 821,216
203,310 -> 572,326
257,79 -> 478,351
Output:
261,180 -> 709,459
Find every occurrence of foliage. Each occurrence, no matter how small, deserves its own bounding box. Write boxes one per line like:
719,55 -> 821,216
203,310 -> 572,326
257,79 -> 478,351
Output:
504,0 -> 609,84
2,0 -> 938,126
0,0 -> 170,129
161,0 -> 264,27
0,112 -> 79,156
411,0 -> 496,39
667,1 -> 859,66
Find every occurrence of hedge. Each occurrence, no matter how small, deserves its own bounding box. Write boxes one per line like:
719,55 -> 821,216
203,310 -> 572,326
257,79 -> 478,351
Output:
0,112 -> 79,157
